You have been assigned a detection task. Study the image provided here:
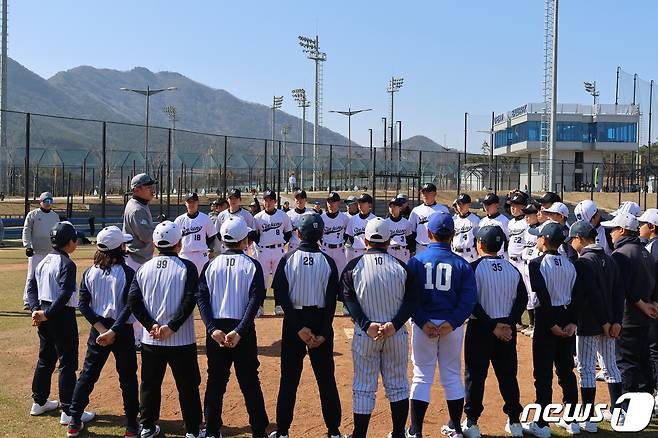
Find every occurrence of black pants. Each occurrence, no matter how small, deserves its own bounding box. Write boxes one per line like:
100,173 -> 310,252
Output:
464,319 -> 522,423
69,323 -> 138,428
648,320 -> 658,391
204,320 -> 268,437
31,306 -> 79,414
617,326 -> 653,394
275,309 -> 341,435
140,343 -> 202,435
532,308 -> 578,426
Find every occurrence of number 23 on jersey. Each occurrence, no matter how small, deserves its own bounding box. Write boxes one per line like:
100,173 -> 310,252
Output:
424,262 -> 452,291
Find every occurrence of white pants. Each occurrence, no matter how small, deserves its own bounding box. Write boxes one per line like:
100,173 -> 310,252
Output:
180,251 -> 209,277
576,334 -> 621,388
345,247 -> 366,263
387,246 -> 410,263
520,261 -> 535,310
454,248 -> 478,263
321,244 -> 347,276
255,245 -> 285,287
352,325 -> 409,414
24,252 -> 47,303
410,321 -> 465,401
125,255 -> 144,345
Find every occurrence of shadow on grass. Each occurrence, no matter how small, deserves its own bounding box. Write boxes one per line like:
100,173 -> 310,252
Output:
0,310 -> 31,318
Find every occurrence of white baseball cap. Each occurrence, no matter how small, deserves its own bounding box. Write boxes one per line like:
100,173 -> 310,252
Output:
611,201 -> 641,217
220,216 -> 252,243
152,221 -> 182,248
365,217 -> 391,243
601,211 -> 639,232
96,226 -> 133,251
638,208 -> 658,226
574,200 -> 598,222
542,201 -> 569,218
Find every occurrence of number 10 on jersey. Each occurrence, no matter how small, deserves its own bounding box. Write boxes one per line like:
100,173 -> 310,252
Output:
424,262 -> 452,291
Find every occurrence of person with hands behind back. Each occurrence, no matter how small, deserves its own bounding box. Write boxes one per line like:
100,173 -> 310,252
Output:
197,216 -> 269,438
406,212 -> 477,438
270,213 -> 343,438
341,217 -> 417,438
128,221 -> 203,438
462,225 -> 527,438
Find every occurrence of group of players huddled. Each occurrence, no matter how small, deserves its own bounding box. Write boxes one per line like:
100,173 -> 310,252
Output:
23,173 -> 658,438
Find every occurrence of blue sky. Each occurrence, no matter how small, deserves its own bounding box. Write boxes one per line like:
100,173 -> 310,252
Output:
9,0 -> 658,151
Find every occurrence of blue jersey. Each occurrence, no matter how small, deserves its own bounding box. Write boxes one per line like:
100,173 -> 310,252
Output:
407,242 -> 477,330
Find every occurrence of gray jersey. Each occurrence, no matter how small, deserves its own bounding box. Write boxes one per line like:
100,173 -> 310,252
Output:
22,208 -> 60,253
471,256 -> 524,319
122,197 -> 156,264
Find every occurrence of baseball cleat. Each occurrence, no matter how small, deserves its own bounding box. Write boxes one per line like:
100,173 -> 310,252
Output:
440,424 -> 463,438
124,428 -> 139,438
578,421 -> 597,433
274,305 -> 285,316
522,422 -> 551,438
504,420 -> 523,437
268,432 -> 288,438
557,418 -> 580,435
184,433 -> 203,438
67,422 -> 84,437
595,370 -> 605,381
256,306 -> 264,318
30,399 -> 59,415
60,410 -> 95,425
140,425 -> 161,438
461,420 -> 480,438
405,428 -> 421,437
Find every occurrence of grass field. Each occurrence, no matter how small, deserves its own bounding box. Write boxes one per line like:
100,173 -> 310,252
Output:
1,246 -> 657,437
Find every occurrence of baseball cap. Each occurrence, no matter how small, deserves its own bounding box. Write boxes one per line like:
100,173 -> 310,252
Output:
263,190 -> 277,201
130,173 -> 157,189
510,193 -> 527,205
638,208 -> 658,226
345,195 -> 358,205
476,225 -> 506,252
50,221 -> 77,247
481,193 -> 500,205
39,191 -> 54,203
152,220 -> 182,248
298,213 -> 324,240
574,200 -> 598,222
528,221 -> 565,243
389,197 -> 404,207
228,188 -> 241,199
421,182 -> 437,192
294,189 -> 307,199
220,216 -> 252,243
96,226 -> 133,251
427,211 -> 454,237
455,193 -> 472,204
542,201 -> 569,218
357,193 -> 373,203
210,200 -> 218,206
539,192 -> 561,205
522,203 -> 540,215
568,220 -> 597,240
185,192 -> 199,202
326,191 -> 341,202
611,201 -> 641,217
601,211 -> 640,232
396,193 -> 409,203
365,217 -> 390,243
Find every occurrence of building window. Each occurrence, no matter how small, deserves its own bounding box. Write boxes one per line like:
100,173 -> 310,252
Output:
596,122 -> 637,142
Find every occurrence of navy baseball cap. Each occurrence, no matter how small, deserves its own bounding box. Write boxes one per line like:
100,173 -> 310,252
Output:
427,212 -> 454,237
396,193 -> 409,203
568,220 -> 597,240
50,221 -> 77,247
389,197 -> 404,207
476,225 -> 506,252
327,191 -> 341,202
539,192 -> 561,205
510,193 -> 527,205
294,189 -> 307,199
263,190 -> 276,201
298,213 -> 324,240
345,195 -> 357,205
522,202 -> 540,214
357,193 -> 373,203
455,193 -> 472,204
421,182 -> 437,192
228,188 -> 241,199
528,221 -> 565,243
185,192 -> 199,202
481,193 -> 500,205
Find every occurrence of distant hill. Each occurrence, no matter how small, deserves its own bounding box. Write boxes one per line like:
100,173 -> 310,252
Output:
401,135 -> 456,153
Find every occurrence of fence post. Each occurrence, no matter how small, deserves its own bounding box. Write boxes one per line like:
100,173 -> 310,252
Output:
166,128 -> 171,218
371,147 -> 376,210
24,113 -> 30,217
560,160 -> 564,201
328,145 -> 333,192
417,150 -> 422,205
494,155 -> 498,194
61,162 -> 65,199
263,139 -> 268,190
277,140 -> 282,209
223,136 -> 228,197
614,154 -> 621,206
159,164 -> 163,216
590,163 -> 594,201
457,153 -> 461,197
67,172 -> 72,219
101,122 -> 107,226
82,159 -> 86,203
527,154 -> 532,195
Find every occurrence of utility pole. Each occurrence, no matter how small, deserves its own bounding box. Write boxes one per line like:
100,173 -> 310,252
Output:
292,88 -> 310,187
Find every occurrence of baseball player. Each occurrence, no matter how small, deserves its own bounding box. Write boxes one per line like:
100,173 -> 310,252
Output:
286,189 -> 313,252
128,221 -> 203,438
66,226 -> 137,437
345,195 -> 359,217
386,197 -> 413,263
174,193 -> 218,275
523,222 -> 579,437
216,188 -> 256,232
345,193 -> 376,262
568,220 -> 624,433
253,190 -> 292,315
601,212 -> 658,397
397,193 -> 412,219
409,182 -> 449,255
122,173 -> 160,272
540,202 -> 577,261
320,192 -> 350,275
462,225 -> 527,438
520,202 -> 541,337
507,193 -> 529,273
22,191 -> 60,309
406,212 -> 477,438
197,217 -> 269,438
537,192 -> 561,224
342,218 -> 416,438
271,214 -> 343,438
27,222 -> 96,427
574,200 -> 612,255
478,193 -> 509,258
451,193 -> 479,263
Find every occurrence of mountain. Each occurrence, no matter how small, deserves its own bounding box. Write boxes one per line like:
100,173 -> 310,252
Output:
401,135 -> 455,152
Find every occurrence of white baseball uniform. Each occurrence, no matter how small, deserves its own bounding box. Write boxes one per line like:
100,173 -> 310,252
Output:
286,207 -> 313,251
521,223 -> 540,309
507,215 -> 528,272
174,211 -> 217,276
345,212 -> 376,262
479,213 -> 510,257
408,203 -> 449,255
320,211 -> 350,275
386,216 -> 412,263
253,208 -> 292,285
216,207 -> 255,254
452,212 -> 480,263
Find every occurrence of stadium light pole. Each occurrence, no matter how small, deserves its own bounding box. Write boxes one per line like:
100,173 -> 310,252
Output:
271,95 -> 283,185
583,81 -> 599,108
329,108 -> 372,189
387,77 -> 404,167
298,35 -> 327,190
164,105 -> 178,198
121,85 -> 177,173
292,88 -> 310,187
